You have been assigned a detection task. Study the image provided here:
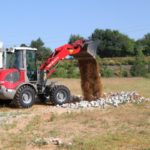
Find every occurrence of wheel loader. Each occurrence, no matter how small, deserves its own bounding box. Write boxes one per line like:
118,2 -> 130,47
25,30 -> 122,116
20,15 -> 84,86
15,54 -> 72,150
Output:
0,40 -> 97,108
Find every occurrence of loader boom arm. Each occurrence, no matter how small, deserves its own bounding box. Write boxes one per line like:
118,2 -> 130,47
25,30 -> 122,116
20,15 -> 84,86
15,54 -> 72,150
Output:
39,40 -> 84,77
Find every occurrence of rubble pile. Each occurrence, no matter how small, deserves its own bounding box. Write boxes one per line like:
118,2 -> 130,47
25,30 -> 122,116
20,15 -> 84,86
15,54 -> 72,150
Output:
57,91 -> 150,109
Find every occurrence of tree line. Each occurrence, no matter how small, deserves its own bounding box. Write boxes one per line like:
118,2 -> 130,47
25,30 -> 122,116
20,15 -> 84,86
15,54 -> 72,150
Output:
21,38 -> 51,61
69,29 -> 150,57
20,29 -> 150,78
21,28 -> 150,61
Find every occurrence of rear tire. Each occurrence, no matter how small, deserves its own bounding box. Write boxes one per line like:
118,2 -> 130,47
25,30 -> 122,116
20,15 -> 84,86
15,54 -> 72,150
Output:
50,85 -> 71,105
13,85 -> 35,108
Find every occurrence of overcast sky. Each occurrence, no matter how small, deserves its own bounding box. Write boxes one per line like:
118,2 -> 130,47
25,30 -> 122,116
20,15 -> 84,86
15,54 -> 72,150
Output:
0,0 -> 150,49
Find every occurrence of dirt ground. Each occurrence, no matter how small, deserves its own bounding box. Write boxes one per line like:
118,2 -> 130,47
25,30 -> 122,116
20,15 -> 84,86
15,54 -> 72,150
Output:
0,78 -> 150,150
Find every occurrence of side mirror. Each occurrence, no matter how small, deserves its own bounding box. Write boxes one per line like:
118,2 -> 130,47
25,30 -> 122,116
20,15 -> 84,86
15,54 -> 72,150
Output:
6,48 -> 15,53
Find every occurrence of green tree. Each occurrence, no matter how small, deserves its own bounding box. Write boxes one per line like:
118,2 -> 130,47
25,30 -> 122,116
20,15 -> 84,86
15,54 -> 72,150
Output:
68,34 -> 84,44
20,43 -> 28,47
136,33 -> 150,56
91,29 -> 135,57
30,38 -> 51,61
130,49 -> 147,77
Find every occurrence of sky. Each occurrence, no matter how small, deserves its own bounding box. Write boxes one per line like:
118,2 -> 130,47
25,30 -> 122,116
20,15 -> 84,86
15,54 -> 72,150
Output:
0,0 -> 150,49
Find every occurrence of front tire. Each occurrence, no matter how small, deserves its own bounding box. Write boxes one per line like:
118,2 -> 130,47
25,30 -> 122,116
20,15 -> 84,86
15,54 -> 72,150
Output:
50,85 -> 71,105
13,85 -> 35,108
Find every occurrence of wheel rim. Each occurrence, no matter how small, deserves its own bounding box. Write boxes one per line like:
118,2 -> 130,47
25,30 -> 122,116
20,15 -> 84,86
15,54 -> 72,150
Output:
56,90 -> 68,103
22,91 -> 32,104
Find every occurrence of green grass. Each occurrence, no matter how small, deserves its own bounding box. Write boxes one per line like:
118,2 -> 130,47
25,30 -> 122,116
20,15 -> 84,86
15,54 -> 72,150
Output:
67,132 -> 150,150
0,102 -> 150,150
1,122 -> 17,130
51,77 -> 150,98
103,77 -> 150,98
59,103 -> 150,150
25,115 -> 41,132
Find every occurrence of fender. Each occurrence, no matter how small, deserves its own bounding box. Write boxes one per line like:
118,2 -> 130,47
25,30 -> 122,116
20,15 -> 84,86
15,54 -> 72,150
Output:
15,82 -> 37,94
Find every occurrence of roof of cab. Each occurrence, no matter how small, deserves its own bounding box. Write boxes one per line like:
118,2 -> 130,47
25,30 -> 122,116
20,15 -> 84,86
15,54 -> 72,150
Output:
13,47 -> 37,51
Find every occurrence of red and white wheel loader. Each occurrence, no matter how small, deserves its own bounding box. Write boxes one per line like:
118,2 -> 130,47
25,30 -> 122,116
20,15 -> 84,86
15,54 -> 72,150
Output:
0,40 -> 97,108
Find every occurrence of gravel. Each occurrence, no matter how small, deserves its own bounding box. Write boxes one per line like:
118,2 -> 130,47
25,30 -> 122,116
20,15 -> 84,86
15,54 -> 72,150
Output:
34,137 -> 65,146
0,91 -> 149,124
57,91 -> 150,109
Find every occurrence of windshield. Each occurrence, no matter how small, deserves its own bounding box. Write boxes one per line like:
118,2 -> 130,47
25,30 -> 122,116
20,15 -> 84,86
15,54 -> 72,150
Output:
0,52 -> 3,68
6,50 -> 24,69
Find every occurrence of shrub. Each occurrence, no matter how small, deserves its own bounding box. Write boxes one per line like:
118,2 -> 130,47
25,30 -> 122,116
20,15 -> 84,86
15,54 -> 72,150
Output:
99,57 -> 135,65
51,60 -> 79,78
144,62 -> 150,78
130,50 -> 148,77
148,62 -> 150,73
101,66 -> 114,77
144,73 -> 150,78
123,70 -> 129,77
51,66 -> 68,78
108,60 -> 116,66
119,66 -> 129,77
67,65 -> 80,78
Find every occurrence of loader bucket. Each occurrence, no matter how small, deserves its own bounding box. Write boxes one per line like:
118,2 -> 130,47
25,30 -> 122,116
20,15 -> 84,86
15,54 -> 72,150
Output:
73,40 -> 103,100
85,40 -> 98,58
74,40 -> 98,60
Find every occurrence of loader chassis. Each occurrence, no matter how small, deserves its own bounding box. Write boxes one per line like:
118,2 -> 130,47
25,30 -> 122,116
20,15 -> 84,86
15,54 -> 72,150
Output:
0,40 -> 97,108
0,46 -> 72,108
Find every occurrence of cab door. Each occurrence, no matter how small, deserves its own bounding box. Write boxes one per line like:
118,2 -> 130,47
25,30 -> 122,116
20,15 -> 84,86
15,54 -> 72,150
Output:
26,50 -> 37,81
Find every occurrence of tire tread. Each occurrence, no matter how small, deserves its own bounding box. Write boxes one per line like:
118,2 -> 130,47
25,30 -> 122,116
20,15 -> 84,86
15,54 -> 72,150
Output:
50,85 -> 70,105
13,85 -> 35,108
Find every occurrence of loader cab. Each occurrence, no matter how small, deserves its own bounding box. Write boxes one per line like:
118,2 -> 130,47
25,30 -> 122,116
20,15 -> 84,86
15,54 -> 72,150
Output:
0,42 -> 4,68
5,47 -> 37,82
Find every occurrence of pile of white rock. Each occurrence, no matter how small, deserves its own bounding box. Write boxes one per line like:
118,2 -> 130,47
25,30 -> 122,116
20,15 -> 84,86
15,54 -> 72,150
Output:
57,91 -> 150,109
34,137 -> 72,146
34,137 -> 63,146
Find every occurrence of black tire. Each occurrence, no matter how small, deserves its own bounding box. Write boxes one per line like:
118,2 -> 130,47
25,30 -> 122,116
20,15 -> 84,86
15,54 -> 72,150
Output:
50,85 -> 71,105
13,85 -> 35,108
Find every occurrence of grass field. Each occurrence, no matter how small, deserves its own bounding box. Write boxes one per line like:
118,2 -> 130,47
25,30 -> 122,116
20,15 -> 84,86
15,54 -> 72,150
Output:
51,77 -> 150,98
0,77 -> 150,150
